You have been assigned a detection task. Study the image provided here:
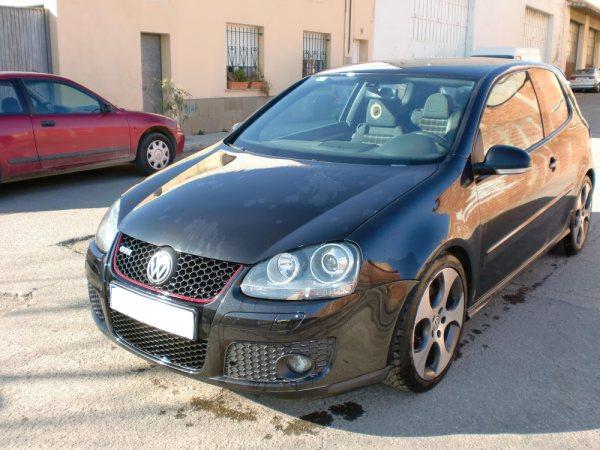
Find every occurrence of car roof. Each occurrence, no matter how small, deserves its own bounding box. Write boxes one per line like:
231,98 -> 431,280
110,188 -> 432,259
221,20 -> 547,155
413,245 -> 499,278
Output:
0,71 -> 70,81
320,58 -> 549,80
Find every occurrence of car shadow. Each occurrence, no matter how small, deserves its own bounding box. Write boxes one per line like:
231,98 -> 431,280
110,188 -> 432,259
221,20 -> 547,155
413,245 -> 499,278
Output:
229,213 -> 600,437
0,165 -> 142,213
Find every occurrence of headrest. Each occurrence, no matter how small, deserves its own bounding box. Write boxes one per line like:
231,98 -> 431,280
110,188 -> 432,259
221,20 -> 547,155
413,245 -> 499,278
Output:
366,99 -> 396,127
1,97 -> 21,114
377,87 -> 396,99
423,93 -> 450,120
401,83 -> 414,105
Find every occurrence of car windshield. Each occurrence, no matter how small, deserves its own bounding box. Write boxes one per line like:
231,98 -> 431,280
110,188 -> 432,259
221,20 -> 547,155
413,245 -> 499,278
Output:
231,73 -> 475,165
573,69 -> 596,75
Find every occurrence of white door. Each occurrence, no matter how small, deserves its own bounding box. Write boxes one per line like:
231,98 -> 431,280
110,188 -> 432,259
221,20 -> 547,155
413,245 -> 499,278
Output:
523,7 -> 549,62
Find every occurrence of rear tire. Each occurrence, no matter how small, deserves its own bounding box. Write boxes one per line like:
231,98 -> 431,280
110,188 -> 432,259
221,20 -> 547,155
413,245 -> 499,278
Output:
136,132 -> 174,175
562,176 -> 593,256
385,253 -> 467,392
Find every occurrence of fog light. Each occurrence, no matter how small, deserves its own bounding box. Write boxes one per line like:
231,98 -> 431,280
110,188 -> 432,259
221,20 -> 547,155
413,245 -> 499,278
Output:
286,354 -> 313,374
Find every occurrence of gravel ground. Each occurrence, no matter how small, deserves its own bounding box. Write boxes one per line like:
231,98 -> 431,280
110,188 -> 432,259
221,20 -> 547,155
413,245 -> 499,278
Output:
0,94 -> 599,449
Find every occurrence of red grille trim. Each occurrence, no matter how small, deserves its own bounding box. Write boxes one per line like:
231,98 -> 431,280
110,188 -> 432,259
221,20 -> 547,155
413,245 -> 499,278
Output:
111,234 -> 243,304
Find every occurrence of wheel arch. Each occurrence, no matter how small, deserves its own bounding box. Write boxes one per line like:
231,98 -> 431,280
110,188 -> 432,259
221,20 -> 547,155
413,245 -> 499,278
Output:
443,244 -> 474,304
586,168 -> 595,188
418,240 -> 478,307
136,126 -> 176,159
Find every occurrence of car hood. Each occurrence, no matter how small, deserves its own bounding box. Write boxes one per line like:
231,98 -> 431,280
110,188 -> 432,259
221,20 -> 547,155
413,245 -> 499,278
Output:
119,146 -> 437,264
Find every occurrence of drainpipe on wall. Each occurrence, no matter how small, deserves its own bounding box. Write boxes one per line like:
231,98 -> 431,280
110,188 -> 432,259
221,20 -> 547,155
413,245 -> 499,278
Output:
344,0 -> 353,64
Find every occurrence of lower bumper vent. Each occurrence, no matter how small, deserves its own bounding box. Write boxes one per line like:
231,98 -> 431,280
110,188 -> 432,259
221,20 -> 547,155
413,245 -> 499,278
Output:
110,310 -> 207,371
87,283 -> 105,322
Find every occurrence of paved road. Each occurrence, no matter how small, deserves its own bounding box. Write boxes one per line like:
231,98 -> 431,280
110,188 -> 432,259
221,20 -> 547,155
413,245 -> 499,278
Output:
1,94 -> 599,448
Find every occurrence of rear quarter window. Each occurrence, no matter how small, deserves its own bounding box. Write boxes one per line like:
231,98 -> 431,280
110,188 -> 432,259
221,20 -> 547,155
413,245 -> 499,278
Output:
529,68 -> 569,135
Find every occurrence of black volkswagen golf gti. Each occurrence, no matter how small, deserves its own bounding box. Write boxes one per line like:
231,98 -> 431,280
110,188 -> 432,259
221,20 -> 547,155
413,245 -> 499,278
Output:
86,59 -> 594,396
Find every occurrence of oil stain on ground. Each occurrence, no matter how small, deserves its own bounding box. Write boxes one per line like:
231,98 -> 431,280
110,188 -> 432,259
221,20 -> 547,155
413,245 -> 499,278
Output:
274,401 -> 365,436
57,234 -> 95,254
329,401 -> 364,421
189,393 -> 257,422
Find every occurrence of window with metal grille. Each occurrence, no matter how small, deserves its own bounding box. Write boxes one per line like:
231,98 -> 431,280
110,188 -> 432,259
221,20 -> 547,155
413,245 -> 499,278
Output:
412,0 -> 469,56
303,31 -> 329,77
226,24 -> 261,81
523,7 -> 549,62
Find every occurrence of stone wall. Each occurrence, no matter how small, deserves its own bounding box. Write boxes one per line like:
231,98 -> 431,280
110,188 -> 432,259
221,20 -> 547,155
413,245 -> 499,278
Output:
182,96 -> 271,135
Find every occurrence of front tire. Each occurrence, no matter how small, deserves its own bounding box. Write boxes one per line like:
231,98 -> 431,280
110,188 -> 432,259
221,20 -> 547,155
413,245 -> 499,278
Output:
563,176 -> 593,255
385,254 -> 467,392
136,132 -> 174,175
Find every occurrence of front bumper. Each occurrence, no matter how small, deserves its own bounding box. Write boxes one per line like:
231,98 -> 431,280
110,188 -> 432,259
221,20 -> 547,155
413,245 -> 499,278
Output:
85,240 -> 415,398
175,130 -> 185,154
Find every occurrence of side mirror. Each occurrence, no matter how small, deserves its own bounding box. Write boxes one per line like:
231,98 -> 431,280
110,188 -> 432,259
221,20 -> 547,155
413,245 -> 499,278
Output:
231,122 -> 241,132
100,102 -> 112,114
473,145 -> 531,175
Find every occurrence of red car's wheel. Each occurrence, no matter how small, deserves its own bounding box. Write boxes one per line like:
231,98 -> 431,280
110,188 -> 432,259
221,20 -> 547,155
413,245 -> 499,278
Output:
136,132 -> 174,175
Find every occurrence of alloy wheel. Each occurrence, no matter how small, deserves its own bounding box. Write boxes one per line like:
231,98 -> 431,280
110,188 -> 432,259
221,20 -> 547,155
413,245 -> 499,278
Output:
146,139 -> 171,170
412,267 -> 465,380
573,180 -> 592,249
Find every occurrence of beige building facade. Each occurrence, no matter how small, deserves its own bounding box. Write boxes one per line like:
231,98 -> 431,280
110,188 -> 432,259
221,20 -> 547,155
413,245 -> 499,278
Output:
1,0 -> 374,133
565,1 -> 600,75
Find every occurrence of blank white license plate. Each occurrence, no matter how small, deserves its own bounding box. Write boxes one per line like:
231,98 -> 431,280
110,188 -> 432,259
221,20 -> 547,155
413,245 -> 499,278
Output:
109,284 -> 196,340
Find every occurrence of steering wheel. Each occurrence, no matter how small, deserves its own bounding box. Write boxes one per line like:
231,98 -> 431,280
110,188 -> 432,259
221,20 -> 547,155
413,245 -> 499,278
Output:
413,130 -> 449,149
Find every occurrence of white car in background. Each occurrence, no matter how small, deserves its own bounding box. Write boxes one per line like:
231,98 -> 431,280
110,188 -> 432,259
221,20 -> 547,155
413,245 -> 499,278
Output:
569,68 -> 600,92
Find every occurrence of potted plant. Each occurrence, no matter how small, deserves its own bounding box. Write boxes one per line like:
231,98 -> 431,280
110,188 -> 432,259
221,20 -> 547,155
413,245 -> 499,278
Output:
227,68 -> 249,90
248,69 -> 264,89
259,79 -> 272,96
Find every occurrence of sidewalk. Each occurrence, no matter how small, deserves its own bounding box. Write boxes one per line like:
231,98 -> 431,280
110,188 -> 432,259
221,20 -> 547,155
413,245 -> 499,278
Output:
183,132 -> 229,153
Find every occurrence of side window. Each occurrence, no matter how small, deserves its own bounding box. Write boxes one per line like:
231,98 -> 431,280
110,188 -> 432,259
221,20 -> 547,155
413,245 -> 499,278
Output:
479,71 -> 544,158
23,80 -> 100,114
529,68 -> 569,135
0,81 -> 24,115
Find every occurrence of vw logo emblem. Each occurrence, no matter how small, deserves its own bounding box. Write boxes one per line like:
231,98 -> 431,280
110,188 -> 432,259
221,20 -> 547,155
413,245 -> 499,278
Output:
147,249 -> 176,285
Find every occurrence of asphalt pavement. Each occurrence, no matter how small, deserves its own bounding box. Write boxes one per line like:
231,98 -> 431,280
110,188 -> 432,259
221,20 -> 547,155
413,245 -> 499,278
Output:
0,94 -> 599,448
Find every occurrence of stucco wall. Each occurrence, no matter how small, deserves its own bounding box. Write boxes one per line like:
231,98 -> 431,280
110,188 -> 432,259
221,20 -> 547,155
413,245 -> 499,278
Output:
8,0 -> 371,133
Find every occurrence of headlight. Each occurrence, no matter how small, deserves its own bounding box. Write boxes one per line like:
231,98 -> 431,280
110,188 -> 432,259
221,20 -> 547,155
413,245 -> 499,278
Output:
241,242 -> 361,300
94,199 -> 121,253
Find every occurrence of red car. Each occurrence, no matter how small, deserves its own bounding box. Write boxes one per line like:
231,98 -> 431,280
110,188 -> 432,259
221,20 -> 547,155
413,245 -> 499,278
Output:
0,72 -> 184,183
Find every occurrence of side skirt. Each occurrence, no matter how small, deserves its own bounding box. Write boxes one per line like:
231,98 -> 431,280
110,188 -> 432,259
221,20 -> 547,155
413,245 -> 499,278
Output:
467,228 -> 570,318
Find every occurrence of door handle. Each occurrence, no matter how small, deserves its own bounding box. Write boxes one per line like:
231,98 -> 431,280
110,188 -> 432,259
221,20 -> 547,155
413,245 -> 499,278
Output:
549,156 -> 557,172
40,120 -> 55,127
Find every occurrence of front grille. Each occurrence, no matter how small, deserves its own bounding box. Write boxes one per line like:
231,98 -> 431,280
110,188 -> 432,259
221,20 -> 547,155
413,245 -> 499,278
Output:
113,234 -> 241,301
110,310 -> 207,371
224,338 -> 335,383
87,282 -> 105,322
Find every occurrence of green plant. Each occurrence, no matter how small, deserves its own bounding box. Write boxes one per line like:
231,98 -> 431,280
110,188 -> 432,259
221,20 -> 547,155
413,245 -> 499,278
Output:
158,79 -> 191,126
260,79 -> 272,96
196,129 -> 205,135
231,68 -> 248,82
